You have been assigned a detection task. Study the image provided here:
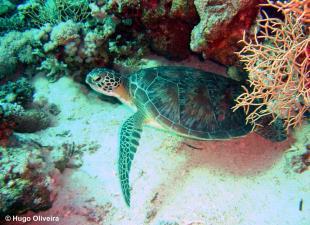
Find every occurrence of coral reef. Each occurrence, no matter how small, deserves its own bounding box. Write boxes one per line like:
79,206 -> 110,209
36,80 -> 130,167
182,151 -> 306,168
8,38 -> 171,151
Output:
0,29 -> 44,78
0,112 -> 15,146
0,139 -> 85,217
0,78 -> 34,106
0,0 -> 15,16
0,144 -> 57,217
104,0 -> 198,60
39,18 -> 118,81
0,1 -> 146,82
190,0 -> 262,65
0,101 -> 52,134
11,108 -> 51,133
0,14 -> 25,34
101,0 -> 264,63
18,0 -> 91,27
38,56 -> 68,82
274,0 -> 310,23
140,0 -> 199,60
233,0 -> 309,130
0,0 -> 24,33
0,78 -> 54,146
0,78 -> 34,145
0,0 -> 263,81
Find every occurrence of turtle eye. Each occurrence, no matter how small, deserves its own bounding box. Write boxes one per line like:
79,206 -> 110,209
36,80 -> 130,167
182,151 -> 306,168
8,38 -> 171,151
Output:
93,75 -> 101,82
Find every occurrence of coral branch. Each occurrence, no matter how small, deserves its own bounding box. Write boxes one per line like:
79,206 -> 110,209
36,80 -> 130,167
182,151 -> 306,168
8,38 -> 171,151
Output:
269,0 -> 310,24
233,0 -> 309,130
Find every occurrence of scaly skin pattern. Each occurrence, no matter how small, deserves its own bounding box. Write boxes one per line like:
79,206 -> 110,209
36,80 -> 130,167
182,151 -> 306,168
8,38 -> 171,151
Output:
119,111 -> 144,206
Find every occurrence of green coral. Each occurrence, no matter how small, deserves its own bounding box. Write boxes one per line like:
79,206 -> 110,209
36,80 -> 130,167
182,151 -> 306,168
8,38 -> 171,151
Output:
0,139 -> 87,216
18,0 -> 91,27
0,29 -> 44,79
0,14 -> 25,33
0,0 -> 147,82
0,177 -> 30,216
0,78 -> 52,133
0,0 -> 25,33
0,0 -> 16,16
0,78 -> 34,107
38,56 -> 68,82
0,142 -> 50,216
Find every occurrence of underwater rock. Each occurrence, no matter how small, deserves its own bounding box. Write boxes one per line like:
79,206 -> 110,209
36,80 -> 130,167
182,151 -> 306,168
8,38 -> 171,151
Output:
0,139 -> 61,217
0,111 -> 15,147
140,0 -> 199,60
12,108 -> 51,133
0,138 -> 86,217
103,0 -> 259,63
0,29 -> 45,79
148,19 -> 193,60
0,78 -> 34,107
106,0 -> 198,60
190,0 -> 261,65
0,1 -> 147,82
47,103 -> 61,116
0,0 -> 15,16
0,103 -> 52,133
0,78 -> 53,134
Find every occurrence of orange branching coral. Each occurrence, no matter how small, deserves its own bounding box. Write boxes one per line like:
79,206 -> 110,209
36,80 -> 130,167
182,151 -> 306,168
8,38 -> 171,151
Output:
233,0 -> 309,130
272,0 -> 310,24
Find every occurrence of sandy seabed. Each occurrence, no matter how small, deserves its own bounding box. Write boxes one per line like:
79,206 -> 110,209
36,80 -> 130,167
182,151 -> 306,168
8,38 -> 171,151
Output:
3,59 -> 309,225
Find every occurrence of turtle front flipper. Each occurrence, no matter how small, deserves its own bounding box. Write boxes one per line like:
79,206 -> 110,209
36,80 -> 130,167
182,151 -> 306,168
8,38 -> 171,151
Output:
119,111 -> 145,206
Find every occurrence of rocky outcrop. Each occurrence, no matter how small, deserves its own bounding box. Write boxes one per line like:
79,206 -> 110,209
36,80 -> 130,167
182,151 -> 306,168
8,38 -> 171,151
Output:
0,140 -> 86,217
190,0 -> 261,65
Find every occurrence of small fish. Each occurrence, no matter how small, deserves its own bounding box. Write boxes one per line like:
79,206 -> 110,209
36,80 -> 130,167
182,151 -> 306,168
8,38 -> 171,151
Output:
299,199 -> 303,211
184,143 -> 203,150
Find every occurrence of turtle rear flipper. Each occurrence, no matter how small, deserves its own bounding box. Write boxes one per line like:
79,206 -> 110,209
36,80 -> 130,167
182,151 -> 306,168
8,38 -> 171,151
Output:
119,111 -> 145,206
254,116 -> 287,142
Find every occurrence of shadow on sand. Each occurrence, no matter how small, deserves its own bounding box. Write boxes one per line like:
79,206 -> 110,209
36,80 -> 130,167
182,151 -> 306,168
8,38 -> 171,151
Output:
180,132 -> 293,176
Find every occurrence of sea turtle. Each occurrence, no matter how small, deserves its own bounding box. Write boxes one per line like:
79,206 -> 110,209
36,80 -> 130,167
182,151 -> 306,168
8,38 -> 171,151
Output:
86,66 -> 286,206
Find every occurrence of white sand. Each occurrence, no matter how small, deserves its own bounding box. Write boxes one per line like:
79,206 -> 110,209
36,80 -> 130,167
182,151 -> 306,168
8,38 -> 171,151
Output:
6,62 -> 309,225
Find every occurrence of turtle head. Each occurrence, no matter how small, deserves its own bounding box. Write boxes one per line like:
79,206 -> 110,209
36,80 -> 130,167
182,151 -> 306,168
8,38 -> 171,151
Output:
86,68 -> 122,96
